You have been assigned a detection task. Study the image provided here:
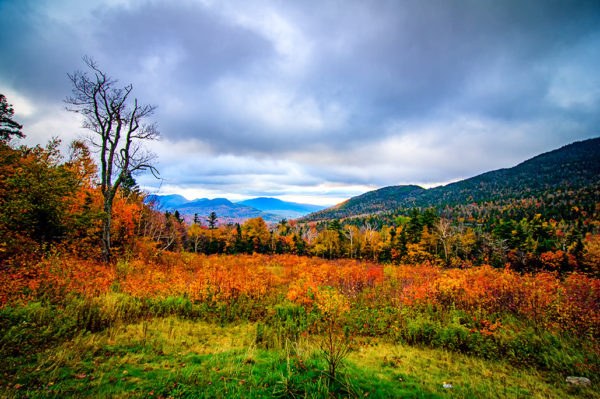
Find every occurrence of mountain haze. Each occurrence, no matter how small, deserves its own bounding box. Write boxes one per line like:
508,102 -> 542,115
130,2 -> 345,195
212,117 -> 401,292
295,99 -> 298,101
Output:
147,194 -> 189,209
237,197 -> 325,219
147,195 -> 324,223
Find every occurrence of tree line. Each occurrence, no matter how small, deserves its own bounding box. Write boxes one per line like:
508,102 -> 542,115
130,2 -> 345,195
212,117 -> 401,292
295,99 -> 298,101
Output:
150,204 -> 599,276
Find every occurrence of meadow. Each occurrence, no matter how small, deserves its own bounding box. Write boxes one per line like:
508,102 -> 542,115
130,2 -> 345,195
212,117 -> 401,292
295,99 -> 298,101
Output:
1,252 -> 598,398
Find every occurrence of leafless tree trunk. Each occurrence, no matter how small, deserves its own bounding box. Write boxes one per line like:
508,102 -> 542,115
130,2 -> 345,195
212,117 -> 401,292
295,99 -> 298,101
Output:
345,226 -> 354,258
435,218 -> 454,265
66,56 -> 159,262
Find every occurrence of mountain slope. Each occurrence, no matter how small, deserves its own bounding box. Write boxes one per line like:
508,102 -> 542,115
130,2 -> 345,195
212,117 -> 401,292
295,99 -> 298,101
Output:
304,137 -> 600,221
306,185 -> 426,221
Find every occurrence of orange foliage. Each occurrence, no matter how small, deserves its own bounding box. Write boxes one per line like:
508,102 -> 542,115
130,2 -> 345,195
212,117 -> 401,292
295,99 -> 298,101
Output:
0,257 -> 114,305
120,253 -> 277,303
539,250 -> 577,272
285,257 -> 384,306
0,252 -> 598,338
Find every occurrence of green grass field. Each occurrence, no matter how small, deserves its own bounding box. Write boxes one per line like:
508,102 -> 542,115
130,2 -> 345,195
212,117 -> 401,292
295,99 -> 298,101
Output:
2,314 -> 597,398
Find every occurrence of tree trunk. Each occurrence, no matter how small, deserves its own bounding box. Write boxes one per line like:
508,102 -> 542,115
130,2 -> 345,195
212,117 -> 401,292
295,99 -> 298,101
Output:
102,198 -> 113,263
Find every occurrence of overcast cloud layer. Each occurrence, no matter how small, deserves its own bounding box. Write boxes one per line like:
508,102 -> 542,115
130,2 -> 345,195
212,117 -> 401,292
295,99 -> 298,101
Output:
1,0 -> 599,205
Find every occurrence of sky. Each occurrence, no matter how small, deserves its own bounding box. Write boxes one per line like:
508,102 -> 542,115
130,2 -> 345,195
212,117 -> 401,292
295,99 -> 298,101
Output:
1,0 -> 599,206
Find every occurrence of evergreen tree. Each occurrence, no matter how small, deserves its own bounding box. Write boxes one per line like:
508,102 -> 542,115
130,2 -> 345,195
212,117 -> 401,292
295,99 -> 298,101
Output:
207,212 -> 217,229
234,223 -> 245,254
174,210 -> 183,223
0,94 -> 24,141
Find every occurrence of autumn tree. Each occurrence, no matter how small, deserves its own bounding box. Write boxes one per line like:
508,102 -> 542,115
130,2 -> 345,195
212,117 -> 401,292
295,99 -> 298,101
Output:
277,218 -> 289,236
66,56 -> 159,262
314,287 -> 351,382
313,230 -> 341,259
187,222 -> 203,253
243,217 -> 270,253
582,233 -> 600,275
0,139 -> 79,261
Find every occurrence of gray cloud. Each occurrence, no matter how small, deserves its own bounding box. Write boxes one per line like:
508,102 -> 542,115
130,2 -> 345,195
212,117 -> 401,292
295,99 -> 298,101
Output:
1,0 -> 599,204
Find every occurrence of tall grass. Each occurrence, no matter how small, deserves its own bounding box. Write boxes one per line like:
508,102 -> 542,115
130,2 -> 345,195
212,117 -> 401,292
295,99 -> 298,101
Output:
2,316 -> 596,398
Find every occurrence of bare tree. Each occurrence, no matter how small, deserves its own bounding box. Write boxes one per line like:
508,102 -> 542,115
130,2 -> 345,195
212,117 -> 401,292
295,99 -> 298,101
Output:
66,56 -> 159,262
344,225 -> 358,258
435,218 -> 455,265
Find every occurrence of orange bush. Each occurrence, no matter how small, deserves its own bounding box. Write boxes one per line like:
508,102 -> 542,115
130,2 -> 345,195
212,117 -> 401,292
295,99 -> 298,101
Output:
1,252 -> 598,338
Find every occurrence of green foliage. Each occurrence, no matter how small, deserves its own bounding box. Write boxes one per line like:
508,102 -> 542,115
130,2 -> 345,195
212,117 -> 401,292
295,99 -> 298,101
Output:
0,93 -> 24,141
256,303 -> 314,349
207,211 -> 218,229
0,139 -> 80,260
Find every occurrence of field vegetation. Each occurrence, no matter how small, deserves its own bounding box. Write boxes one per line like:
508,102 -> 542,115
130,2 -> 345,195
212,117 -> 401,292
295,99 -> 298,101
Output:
1,252 -> 599,397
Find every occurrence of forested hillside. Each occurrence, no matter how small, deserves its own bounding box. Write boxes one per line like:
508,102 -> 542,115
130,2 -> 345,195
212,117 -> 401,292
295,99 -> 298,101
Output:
305,137 -> 600,221
307,185 -> 426,221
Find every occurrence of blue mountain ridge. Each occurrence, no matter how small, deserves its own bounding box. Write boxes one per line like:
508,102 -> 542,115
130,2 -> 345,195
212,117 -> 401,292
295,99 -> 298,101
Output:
146,195 -> 324,223
236,197 -> 324,213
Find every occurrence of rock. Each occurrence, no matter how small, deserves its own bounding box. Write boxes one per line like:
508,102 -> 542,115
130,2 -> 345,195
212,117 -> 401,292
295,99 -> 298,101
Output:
566,376 -> 591,387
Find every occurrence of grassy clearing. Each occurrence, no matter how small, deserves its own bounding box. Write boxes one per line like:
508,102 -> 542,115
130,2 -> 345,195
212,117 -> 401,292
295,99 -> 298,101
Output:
1,317 -> 596,398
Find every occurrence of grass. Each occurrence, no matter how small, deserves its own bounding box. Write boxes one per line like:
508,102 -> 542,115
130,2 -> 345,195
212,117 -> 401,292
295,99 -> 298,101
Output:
1,316 -> 597,398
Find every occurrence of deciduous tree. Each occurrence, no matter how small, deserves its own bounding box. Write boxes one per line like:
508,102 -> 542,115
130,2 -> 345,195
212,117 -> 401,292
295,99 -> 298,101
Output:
65,57 -> 159,262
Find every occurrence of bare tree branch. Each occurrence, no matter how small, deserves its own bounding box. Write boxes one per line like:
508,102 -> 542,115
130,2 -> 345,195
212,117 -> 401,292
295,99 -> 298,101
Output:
65,56 -> 160,262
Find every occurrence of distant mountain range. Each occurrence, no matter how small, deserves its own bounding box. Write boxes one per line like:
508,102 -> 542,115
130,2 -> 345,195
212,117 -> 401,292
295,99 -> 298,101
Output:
146,195 -> 325,224
237,197 -> 324,220
303,137 -> 600,221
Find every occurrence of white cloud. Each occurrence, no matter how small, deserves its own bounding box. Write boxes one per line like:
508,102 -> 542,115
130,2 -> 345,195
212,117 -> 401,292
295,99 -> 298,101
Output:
1,87 -> 36,117
547,65 -> 600,109
223,4 -> 313,75
212,78 -> 347,132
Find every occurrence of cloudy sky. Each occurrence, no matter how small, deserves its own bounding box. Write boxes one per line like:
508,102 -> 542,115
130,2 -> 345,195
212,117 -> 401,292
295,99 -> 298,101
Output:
1,0 -> 599,205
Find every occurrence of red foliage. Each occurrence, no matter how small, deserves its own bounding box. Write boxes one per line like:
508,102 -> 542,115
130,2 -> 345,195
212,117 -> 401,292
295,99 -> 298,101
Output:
1,252 -> 598,338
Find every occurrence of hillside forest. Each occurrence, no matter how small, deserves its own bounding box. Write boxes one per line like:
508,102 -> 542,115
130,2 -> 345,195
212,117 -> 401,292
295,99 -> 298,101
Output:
1,89 -> 599,398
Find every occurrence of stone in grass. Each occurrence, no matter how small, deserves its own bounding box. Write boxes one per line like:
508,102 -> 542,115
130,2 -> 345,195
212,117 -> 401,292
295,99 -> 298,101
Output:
566,377 -> 591,387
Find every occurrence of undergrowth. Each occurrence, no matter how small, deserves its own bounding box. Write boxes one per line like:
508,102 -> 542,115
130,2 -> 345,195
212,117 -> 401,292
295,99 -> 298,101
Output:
1,294 -> 598,398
